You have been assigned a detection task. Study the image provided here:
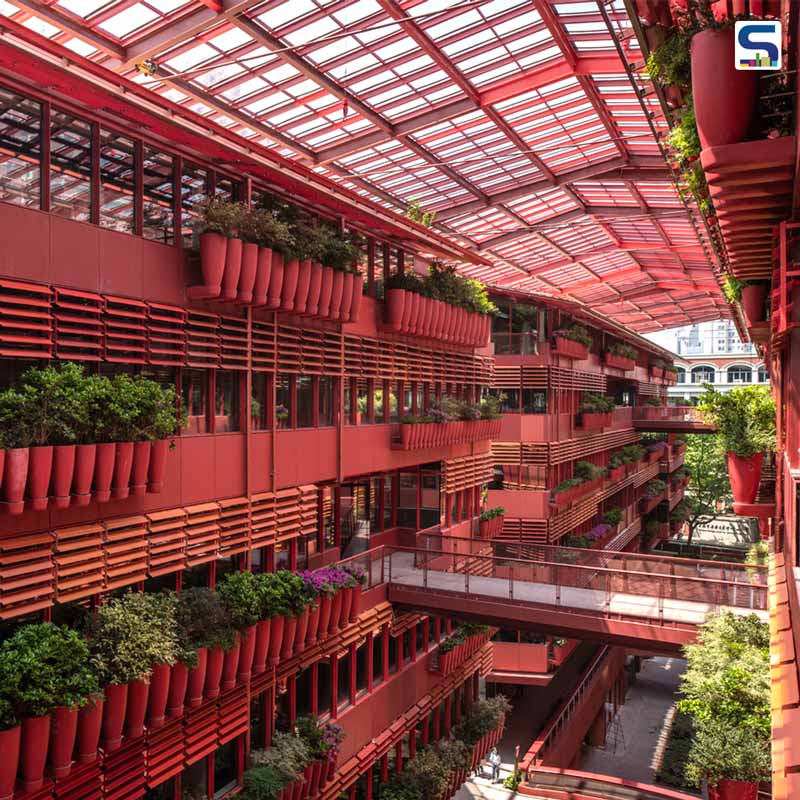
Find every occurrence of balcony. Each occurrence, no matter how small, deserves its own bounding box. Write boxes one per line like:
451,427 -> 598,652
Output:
633,406 -> 716,433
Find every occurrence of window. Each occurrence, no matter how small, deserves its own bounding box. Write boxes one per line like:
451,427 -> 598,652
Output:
181,162 -> 208,247
143,147 -> 174,244
99,129 -> 135,232
296,665 -> 314,717
372,631 -> 384,685
522,389 -> 545,414
214,557 -> 238,585
213,740 -> 239,798
497,389 -> 520,413
758,366 -> 768,383
337,652 -> 352,709
180,757 -> 208,800
356,383 -> 370,424
318,658 -> 332,715
249,691 -> 267,751
296,376 -> 314,428
182,368 -> 208,434
402,630 -> 412,665
344,380 -> 353,424
356,641 -> 369,696
0,89 -> 41,208
691,366 -> 714,384
319,376 -> 334,427
182,563 -> 210,589
214,371 -> 240,432
727,365 -> 752,384
144,778 -> 175,800
215,175 -> 240,203
252,373 -> 269,430
50,110 -> 92,222
676,368 -> 686,383
276,375 -> 291,428
397,472 -> 418,528
275,543 -> 290,571
388,635 -> 398,674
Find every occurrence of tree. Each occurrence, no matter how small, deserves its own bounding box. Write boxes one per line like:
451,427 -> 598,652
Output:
683,433 -> 730,543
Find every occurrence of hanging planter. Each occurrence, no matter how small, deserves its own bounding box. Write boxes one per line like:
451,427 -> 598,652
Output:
281,258 -> 301,312
167,661 -> 189,719
252,247 -> 273,306
220,237 -> 243,301
329,269 -> 345,320
147,439 -> 170,493
253,619 -> 271,676
111,441 -> 135,500
204,647 -> 225,700
306,262 -> 323,316
237,625 -> 258,683
727,452 -> 763,505
740,284 -> 767,327
267,251 -> 286,310
101,683 -> 128,752
198,232 -> 227,297
124,678 -> 150,740
552,324 -> 591,359
93,442 -> 116,504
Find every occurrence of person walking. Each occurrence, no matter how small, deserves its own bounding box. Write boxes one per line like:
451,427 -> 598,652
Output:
488,747 -> 502,783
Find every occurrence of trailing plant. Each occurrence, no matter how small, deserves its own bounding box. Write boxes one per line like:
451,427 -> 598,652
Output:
698,385 -> 776,456
0,623 -> 100,718
608,342 -> 638,360
646,27 -> 692,87
218,571 -> 264,630
294,715 -> 327,759
406,200 -> 436,228
554,323 -> 591,347
580,393 -> 614,414
722,275 -> 747,304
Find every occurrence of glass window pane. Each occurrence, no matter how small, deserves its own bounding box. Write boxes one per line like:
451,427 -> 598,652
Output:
276,375 -> 291,428
252,373 -> 268,431
143,147 -> 174,244
50,110 -> 92,222
182,368 -> 208,434
372,632 -> 384,686
181,756 -> 208,800
214,371 -> 240,433
213,740 -> 238,798
99,129 -> 135,232
318,659 -> 332,715
275,543 -> 290,571
319,376 -> 334,427
337,652 -> 351,708
215,175 -> 240,202
0,88 -> 41,208
181,161 -> 208,247
296,665 -> 313,717
388,635 -> 398,674
356,642 -> 368,694
297,376 -> 314,428
250,692 -> 267,751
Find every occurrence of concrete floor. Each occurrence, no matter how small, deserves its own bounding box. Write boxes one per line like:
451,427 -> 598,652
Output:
578,656 -> 686,784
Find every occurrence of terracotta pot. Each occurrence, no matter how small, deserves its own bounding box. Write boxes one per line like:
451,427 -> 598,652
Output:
26,444 -> 53,511
408,291 -> 420,334
147,438 -> 170,493
281,616 -> 298,660
349,584 -> 363,622
386,288 -> 405,331
400,424 -> 412,449
124,678 -> 150,739
69,443 -> 96,506
75,695 -> 103,764
318,266 -> 334,317
281,258 -> 301,312
691,28 -> 758,150
306,261 -> 323,316
220,237 -> 243,301
340,272 -> 355,322
325,755 -> 338,782
317,595 -> 333,640
20,713 -> 50,793
727,451 -> 764,505
167,661 -> 189,718
2,447 -> 28,514
709,779 -> 759,800
339,587 -> 353,628
237,241 -> 259,304
350,275 -> 363,323
93,442 -> 116,503
741,284 -> 767,326
267,250 -> 285,309
48,705 -> 78,780
305,604 -> 321,646
330,269 -> 345,320
0,725 -> 19,800
253,619 -> 271,675
252,247 -> 273,306
238,625 -> 258,683
221,638 -> 241,690
268,615 -> 285,667
199,232 -> 227,295
186,647 -> 208,708
309,760 -> 323,796
129,440 -> 151,497
329,592 -> 343,635
147,664 -> 171,730
111,441 -> 134,499
50,444 -> 76,510
101,683 -> 128,752
293,606 -> 310,652
400,290 -> 415,333
205,647 -> 225,699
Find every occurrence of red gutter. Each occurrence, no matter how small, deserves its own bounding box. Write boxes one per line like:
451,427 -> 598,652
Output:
0,17 -> 488,266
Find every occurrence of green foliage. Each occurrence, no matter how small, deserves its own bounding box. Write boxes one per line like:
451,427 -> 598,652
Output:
667,99 -> 701,164
745,541 -> 769,579
647,28 -> 692,87
654,710 -> 694,789
552,477 -> 584,495
478,394 -> 503,420
0,623 -> 99,718
452,696 -> 510,746
406,200 -> 436,228
574,460 -> 606,481
723,275 -> 747,304
554,323 -> 591,347
685,720 -> 771,787
425,262 -> 497,315
644,396 -> 663,406
294,715 -> 326,759
195,197 -> 243,237
480,506 -> 505,522
321,232 -> 364,273
174,587 -> 235,657
602,507 -> 623,526
86,591 -> 181,685
218,571 -> 263,630
438,623 -> 489,654
239,765 -> 285,800
671,498 -> 694,522
645,479 -> 667,497
503,769 -> 522,790
698,385 -> 776,457
608,342 -> 637,360
239,208 -> 293,251
580,393 -> 614,414
385,270 -> 425,294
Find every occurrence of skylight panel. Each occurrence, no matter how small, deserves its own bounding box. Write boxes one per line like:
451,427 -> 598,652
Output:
63,38 -> 97,57
146,0 -> 192,12
98,3 -> 158,38
332,0 -> 381,24
22,16 -> 59,38
166,43 -> 216,71
426,8 -> 482,39
208,27 -> 252,52
56,0 -> 106,17
195,63 -> 245,88
441,28 -> 496,58
257,1 -> 315,30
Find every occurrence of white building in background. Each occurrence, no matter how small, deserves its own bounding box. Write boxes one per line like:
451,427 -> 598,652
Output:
646,320 -> 767,404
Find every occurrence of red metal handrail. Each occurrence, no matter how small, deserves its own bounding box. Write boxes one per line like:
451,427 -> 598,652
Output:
336,545 -> 387,589
633,406 -> 708,422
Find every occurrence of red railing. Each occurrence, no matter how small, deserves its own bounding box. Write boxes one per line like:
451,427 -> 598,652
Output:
633,406 -> 709,423
337,545 -> 386,590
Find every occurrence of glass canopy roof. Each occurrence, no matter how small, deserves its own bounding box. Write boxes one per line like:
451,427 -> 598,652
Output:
0,0 -> 729,332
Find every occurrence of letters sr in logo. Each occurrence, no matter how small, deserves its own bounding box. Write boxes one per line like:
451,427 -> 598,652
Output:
735,21 -> 781,70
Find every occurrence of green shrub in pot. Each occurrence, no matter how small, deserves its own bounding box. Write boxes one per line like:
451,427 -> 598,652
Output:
217,571 -> 263,631
698,385 -> 775,457
174,587 -> 235,660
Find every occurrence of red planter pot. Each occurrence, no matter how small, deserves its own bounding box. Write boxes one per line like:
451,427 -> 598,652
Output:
340,272 -> 355,322
253,619 -> 271,676
741,284 -> 767,327
553,337 -> 589,359
339,587 -> 353,628
199,232 -> 226,296
281,258 -> 301,312
0,725 -> 19,800
20,713 -> 50,793
167,661 -> 189,718
93,442 -> 115,503
330,269 -> 345,320
2,447 -> 28,515
50,444 -> 76,510
709,779 -> 758,800
238,625 -> 258,683
293,607 -> 310,653
237,241 -> 259,304
691,28 -> 758,150
604,353 -> 634,371
318,266 -> 334,317
305,605 -> 321,647
148,438 -> 169,494
111,441 -> 134,500
48,705 -> 78,780
221,639 -> 241,690
281,616 -> 298,661
268,615 -> 285,667
350,276 -> 363,323
349,584 -> 362,623
329,592 -> 343,635
221,237 -> 243,301
102,682 -> 128,752
204,647 -> 225,700
306,262 -> 323,316
317,595 -> 333,640
76,696 -> 103,765
147,664 -> 171,730
186,648 -> 208,709
27,445 -> 53,511
578,412 -> 612,430
71,443 -> 96,506
727,451 -> 764,505
130,440 -> 151,497
124,679 -> 150,739
608,465 -> 625,482
309,760 -> 323,796
252,247 -> 273,306
267,251 -> 285,309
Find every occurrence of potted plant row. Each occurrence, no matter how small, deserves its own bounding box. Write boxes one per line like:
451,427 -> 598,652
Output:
0,364 -> 180,516
603,341 -> 637,372
663,365 -> 679,384
398,396 -> 502,451
191,199 -> 364,324
577,392 -> 615,429
479,507 -> 505,538
698,385 -> 775,507
672,438 -> 687,456
384,262 -> 496,347
723,276 -> 768,329
550,461 -> 606,508
640,479 -> 668,514
649,359 -> 666,380
552,323 -> 591,359
432,624 -> 491,676
607,444 -> 646,481
645,439 -> 670,463
602,506 -> 623,536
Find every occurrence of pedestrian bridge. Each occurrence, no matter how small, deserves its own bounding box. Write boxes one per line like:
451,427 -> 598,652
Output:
377,537 -> 767,654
